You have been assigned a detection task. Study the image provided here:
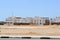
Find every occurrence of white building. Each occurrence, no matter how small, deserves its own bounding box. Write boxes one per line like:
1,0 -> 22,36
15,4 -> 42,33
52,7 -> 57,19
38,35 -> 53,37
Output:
51,17 -> 60,24
6,16 -> 33,25
5,16 -> 49,25
33,16 -> 41,25
33,16 -> 49,25
6,16 -> 21,25
25,17 -> 33,24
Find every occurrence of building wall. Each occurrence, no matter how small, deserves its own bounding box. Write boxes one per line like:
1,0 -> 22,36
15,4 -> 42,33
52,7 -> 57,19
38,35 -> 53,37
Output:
5,16 -> 49,25
6,17 -> 33,25
51,17 -> 60,23
51,17 -> 60,25
33,16 -> 49,25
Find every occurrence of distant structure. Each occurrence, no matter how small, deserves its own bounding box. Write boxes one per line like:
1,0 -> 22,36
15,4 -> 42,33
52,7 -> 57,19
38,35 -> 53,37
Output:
51,17 -> 60,25
5,16 -> 33,25
33,16 -> 49,25
6,16 -> 21,25
0,16 -> 59,25
5,16 -> 50,25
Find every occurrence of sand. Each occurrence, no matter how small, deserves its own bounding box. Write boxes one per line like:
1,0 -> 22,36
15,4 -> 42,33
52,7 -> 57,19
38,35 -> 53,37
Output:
0,25 -> 60,36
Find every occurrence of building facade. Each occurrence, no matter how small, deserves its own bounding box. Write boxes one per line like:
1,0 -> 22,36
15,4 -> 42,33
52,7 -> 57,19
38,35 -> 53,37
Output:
51,17 -> 60,25
6,16 -> 21,25
6,16 -> 33,25
33,16 -> 49,25
5,16 -> 50,25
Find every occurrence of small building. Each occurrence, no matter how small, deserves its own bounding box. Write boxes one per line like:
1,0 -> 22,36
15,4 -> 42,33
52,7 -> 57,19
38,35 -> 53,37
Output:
33,16 -> 49,25
5,16 -> 21,25
5,16 -> 50,25
25,17 -> 33,24
51,17 -> 60,25
42,17 -> 50,25
5,16 -> 33,25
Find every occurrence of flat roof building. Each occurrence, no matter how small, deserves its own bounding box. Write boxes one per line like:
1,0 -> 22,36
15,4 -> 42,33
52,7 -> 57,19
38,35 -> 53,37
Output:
51,17 -> 60,25
5,16 -> 33,25
5,16 -> 50,25
33,16 -> 49,25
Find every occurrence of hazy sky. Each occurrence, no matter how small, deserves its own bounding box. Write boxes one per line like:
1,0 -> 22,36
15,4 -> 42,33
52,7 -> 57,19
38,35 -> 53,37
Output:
0,0 -> 60,21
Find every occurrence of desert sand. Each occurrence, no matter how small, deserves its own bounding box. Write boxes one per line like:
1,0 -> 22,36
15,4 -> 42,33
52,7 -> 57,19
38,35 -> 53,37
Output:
0,25 -> 60,36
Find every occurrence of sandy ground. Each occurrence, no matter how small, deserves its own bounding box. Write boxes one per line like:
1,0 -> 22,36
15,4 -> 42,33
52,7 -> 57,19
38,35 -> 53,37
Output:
0,25 -> 60,36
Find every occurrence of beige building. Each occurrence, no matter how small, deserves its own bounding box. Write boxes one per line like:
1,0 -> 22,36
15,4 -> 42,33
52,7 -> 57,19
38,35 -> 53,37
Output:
5,16 -> 49,25
50,17 -> 60,25
6,16 -> 21,25
33,16 -> 49,25
5,16 -> 33,25
25,17 -> 33,24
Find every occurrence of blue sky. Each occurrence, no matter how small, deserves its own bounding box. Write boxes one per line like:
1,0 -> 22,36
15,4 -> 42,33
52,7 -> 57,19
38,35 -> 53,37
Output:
0,0 -> 60,21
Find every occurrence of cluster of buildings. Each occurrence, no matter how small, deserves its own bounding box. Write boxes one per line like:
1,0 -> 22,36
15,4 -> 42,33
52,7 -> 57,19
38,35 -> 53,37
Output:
1,16 -> 60,25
